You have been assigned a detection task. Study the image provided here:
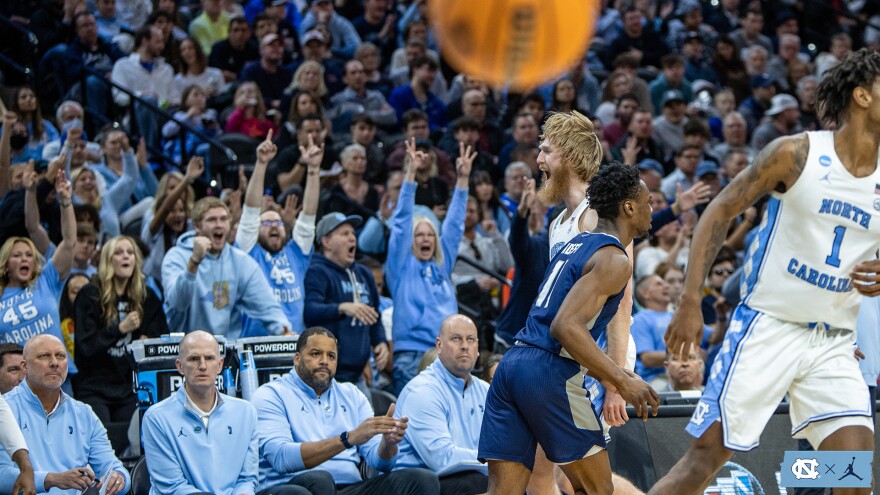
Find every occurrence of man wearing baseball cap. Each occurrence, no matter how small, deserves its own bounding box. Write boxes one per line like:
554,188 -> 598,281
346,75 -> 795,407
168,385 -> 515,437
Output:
750,94 -> 801,150
653,89 -> 689,158
738,73 -> 776,132
239,33 -> 292,110
304,212 -> 390,399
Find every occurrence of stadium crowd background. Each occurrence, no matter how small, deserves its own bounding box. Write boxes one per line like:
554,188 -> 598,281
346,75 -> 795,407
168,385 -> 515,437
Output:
0,0 -> 878,493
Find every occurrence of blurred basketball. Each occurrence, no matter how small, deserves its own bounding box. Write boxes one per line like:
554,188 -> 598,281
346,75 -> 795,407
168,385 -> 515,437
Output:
428,0 -> 598,90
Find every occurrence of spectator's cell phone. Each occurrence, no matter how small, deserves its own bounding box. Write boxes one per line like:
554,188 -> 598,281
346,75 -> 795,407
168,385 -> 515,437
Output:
34,160 -> 48,173
80,479 -> 99,495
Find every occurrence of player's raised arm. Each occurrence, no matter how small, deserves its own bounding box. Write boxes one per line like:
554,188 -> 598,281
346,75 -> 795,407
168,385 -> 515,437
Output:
666,133 -> 809,357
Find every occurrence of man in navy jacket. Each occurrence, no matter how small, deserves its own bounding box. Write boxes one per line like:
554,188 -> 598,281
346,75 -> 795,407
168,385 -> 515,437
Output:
304,212 -> 389,397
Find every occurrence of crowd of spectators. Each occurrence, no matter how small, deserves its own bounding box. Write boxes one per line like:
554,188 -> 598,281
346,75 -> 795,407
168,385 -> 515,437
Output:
0,0 -> 875,493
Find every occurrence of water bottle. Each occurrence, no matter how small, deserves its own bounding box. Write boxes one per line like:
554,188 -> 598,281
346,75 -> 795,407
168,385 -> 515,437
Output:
239,350 -> 259,401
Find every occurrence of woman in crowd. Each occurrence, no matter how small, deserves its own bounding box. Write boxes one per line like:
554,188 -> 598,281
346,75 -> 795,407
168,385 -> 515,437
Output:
288,61 -> 328,102
550,78 -> 587,115
320,143 -> 380,218
0,171 -> 75,356
96,129 -> 159,215
162,85 -> 220,163
73,236 -> 168,426
595,70 -> 634,125
275,89 -> 326,151
654,261 -> 685,311
470,170 -> 510,237
386,138 -> 474,395
152,0 -> 190,39
787,58 -> 813,92
225,82 -> 277,139
141,157 -> 200,285
172,37 -> 225,105
712,36 -> 749,103
8,86 -> 58,154
71,149 -> 137,238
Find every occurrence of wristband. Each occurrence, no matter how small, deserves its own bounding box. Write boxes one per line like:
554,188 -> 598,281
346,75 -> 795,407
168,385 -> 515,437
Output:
60,200 -> 72,208
340,431 -> 353,449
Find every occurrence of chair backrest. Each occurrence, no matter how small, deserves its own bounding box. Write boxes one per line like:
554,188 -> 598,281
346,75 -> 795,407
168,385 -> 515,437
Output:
208,133 -> 259,188
370,389 -> 397,417
130,457 -> 151,495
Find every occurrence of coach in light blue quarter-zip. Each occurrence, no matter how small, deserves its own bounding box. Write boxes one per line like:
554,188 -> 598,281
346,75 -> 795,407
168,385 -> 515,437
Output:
252,326 -> 440,495
394,314 -> 490,495
142,331 -> 295,495
0,334 -> 129,495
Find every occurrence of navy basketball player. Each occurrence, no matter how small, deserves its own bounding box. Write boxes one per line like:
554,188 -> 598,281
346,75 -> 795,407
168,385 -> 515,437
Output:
479,161 -> 660,495
652,48 -> 880,495
540,110 -> 634,428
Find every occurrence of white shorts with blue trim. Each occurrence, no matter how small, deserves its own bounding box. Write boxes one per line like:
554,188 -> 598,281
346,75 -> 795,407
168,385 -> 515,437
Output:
686,305 -> 873,451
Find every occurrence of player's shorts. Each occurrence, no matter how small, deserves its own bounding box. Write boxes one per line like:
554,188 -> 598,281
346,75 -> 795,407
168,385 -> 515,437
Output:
687,304 -> 873,451
478,344 -> 606,470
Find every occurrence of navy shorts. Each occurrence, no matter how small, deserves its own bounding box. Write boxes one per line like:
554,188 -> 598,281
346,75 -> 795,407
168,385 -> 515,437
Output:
477,345 -> 606,470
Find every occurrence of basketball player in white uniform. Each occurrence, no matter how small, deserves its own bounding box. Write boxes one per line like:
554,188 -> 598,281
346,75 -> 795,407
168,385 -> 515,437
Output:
532,111 -> 641,495
650,48 -> 880,495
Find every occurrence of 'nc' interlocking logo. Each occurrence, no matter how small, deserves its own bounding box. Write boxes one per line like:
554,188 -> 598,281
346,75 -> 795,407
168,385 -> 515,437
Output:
792,458 -> 820,480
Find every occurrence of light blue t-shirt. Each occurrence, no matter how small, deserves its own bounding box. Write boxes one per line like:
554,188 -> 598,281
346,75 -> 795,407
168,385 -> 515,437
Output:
0,261 -> 77,373
632,309 -> 710,382
241,240 -> 311,337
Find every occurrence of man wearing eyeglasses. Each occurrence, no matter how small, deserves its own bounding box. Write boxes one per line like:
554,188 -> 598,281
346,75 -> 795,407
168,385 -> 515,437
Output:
236,131 -> 321,337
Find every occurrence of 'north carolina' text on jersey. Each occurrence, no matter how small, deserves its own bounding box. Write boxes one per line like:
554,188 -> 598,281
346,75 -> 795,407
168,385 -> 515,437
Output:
516,232 -> 627,356
741,131 -> 880,330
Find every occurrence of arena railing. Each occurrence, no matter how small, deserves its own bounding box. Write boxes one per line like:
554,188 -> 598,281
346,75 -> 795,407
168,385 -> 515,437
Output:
77,65 -> 237,173
0,13 -> 39,85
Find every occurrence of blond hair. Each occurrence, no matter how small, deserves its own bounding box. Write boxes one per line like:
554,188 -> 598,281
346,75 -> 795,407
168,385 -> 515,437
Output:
97,236 -> 145,327
0,237 -> 44,296
411,216 -> 443,266
290,60 -> 328,97
403,149 -> 439,179
541,110 -> 602,183
71,166 -> 102,209
191,197 -> 229,225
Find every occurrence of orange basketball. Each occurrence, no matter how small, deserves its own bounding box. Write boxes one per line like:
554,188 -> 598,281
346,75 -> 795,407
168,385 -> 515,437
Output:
429,0 -> 599,90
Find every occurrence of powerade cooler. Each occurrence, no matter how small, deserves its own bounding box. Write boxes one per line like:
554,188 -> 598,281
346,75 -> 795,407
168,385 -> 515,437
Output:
231,335 -> 299,394
128,335 -> 236,412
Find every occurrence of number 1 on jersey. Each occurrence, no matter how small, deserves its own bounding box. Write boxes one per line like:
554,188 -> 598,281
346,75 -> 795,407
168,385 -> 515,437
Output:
825,225 -> 846,268
535,260 -> 567,308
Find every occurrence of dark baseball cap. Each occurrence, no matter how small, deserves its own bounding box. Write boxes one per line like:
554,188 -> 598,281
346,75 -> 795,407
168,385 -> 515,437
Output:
662,89 -> 686,107
750,74 -> 775,88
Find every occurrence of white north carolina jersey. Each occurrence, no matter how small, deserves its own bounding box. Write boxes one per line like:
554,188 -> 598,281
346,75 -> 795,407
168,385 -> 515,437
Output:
549,197 -> 591,259
741,130 -> 880,330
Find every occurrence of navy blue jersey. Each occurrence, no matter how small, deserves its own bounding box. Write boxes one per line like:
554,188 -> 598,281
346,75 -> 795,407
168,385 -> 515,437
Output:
515,232 -> 627,357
